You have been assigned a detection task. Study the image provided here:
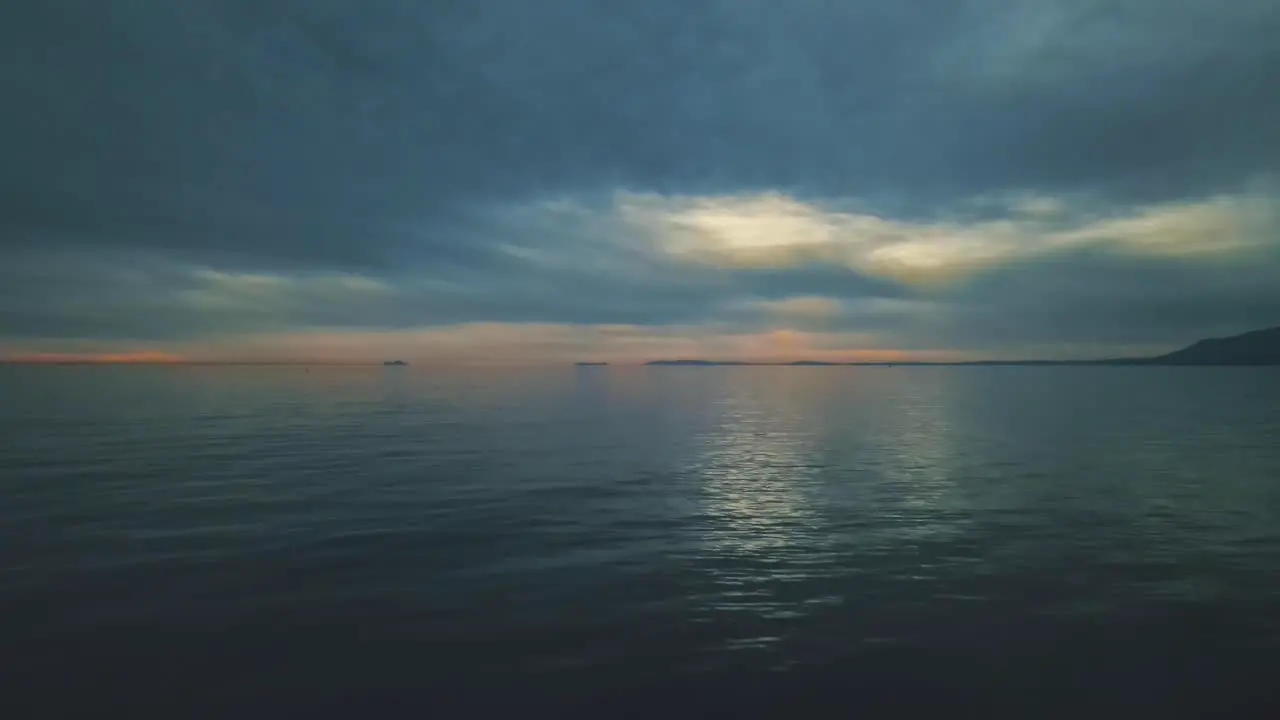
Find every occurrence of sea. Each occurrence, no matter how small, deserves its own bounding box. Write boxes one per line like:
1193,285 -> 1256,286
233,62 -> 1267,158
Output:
2,365 -> 1279,716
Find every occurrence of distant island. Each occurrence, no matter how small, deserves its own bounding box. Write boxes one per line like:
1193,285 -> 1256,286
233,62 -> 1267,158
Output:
383,360 -> 408,366
643,326 -> 1280,367
574,361 -> 609,366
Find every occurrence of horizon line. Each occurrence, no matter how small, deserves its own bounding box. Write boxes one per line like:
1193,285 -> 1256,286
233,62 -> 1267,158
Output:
0,357 -> 1136,367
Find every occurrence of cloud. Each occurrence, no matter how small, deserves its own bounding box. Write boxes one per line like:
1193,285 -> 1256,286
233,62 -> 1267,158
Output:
1,1 -> 1279,360
613,188 -> 1278,282
4,185 -> 1277,361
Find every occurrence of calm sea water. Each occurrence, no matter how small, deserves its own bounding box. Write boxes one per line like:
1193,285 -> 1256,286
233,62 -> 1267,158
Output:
3,365 -> 1279,716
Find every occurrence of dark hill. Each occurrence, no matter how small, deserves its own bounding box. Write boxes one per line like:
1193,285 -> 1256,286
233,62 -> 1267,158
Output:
1151,326 -> 1280,365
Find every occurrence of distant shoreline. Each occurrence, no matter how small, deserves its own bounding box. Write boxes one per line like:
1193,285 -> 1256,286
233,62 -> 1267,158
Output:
643,359 -> 1144,367
640,326 -> 1280,367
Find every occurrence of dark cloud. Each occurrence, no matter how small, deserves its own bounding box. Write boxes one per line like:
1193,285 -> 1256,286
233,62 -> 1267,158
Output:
1,1 -> 1279,355
0,236 -> 909,342
932,244 -> 1280,349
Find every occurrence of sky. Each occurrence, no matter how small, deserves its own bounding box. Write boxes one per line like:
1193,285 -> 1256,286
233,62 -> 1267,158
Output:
2,0 -> 1279,364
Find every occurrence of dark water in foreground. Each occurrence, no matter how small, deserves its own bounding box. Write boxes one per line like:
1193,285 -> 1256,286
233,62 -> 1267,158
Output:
3,365 -> 1280,716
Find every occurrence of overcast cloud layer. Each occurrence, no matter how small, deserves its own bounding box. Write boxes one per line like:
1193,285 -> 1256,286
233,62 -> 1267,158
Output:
2,0 -> 1279,362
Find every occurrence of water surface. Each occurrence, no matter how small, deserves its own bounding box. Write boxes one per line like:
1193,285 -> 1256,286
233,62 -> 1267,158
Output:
3,365 -> 1279,715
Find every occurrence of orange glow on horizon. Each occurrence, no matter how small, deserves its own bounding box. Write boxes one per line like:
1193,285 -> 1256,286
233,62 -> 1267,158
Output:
0,325 -> 983,366
4,351 -> 186,364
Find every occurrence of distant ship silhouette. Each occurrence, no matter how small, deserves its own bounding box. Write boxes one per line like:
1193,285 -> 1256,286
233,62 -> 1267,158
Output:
383,360 -> 408,366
